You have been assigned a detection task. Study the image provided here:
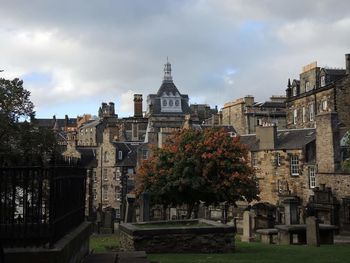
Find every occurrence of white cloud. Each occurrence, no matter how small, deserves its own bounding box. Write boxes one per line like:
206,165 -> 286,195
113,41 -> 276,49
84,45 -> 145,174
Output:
0,0 -> 349,117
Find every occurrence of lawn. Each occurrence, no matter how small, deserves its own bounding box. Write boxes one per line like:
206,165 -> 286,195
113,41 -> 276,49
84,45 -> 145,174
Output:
89,234 -> 120,253
148,241 -> 350,263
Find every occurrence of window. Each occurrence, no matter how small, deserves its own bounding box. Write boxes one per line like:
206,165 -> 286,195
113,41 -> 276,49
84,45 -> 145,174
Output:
309,166 -> 316,188
115,186 -> 121,200
175,100 -> 180,106
103,168 -> 108,181
103,185 -> 108,200
169,100 -> 174,106
293,87 -> 297,96
290,155 -> 299,176
305,81 -> 311,92
93,188 -> 97,200
93,171 -> 97,182
163,100 -> 167,106
322,100 -> 327,111
118,150 -> 123,160
309,103 -> 314,121
293,109 -> 298,125
104,151 -> 108,162
320,75 -> 326,87
274,152 -> 281,166
142,149 -> 148,160
302,107 -> 306,123
251,152 -> 258,167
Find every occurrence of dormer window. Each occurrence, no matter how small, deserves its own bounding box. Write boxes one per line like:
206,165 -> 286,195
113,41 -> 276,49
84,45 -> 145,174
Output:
320,76 -> 326,87
305,81 -> 311,92
293,87 -> 297,96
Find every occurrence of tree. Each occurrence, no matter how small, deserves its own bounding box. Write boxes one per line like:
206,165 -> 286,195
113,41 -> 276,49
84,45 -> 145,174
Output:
136,128 -> 259,218
0,78 -> 58,166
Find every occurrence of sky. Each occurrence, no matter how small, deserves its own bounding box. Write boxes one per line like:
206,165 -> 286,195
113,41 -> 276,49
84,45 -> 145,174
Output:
1,0 -> 350,118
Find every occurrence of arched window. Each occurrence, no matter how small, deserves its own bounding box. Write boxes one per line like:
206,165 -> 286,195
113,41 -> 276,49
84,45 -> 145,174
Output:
163,100 -> 167,106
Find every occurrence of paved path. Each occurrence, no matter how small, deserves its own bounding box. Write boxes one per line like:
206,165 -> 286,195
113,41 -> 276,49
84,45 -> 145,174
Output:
84,251 -> 151,263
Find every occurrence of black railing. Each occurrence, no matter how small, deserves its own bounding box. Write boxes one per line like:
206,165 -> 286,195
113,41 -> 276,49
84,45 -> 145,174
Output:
0,166 -> 86,248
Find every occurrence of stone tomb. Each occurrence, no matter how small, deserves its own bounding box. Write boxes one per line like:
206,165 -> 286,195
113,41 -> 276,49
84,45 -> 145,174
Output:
119,219 -> 235,253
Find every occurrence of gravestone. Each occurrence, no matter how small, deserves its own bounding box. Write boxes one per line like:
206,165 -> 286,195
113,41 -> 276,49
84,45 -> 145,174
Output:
139,192 -> 150,222
125,194 -> 136,223
242,211 -> 254,242
100,207 -> 115,234
306,216 -> 320,246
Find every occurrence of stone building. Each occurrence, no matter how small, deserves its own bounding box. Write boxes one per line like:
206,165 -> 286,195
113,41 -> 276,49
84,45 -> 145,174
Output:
240,111 -> 350,231
222,95 -> 286,135
240,124 -> 316,205
145,59 -> 193,148
285,54 -> 350,132
88,128 -> 144,218
190,104 -> 218,124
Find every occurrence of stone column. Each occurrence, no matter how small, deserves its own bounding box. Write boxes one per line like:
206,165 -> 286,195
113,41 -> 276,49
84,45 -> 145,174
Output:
306,216 -> 320,247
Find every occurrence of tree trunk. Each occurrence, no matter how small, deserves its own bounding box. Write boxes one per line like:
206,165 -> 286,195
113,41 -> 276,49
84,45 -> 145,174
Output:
162,204 -> 168,220
186,203 -> 195,219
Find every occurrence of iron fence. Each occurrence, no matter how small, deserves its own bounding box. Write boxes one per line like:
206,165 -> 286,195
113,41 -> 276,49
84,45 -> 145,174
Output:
0,166 -> 86,247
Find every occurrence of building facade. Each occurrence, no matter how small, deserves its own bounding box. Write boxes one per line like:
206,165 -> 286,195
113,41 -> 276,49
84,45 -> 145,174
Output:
222,95 -> 286,135
285,54 -> 350,132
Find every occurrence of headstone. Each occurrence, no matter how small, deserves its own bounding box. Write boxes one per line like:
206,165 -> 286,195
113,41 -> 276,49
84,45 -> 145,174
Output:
306,216 -> 320,246
125,194 -> 136,223
242,211 -> 254,242
139,192 -> 150,222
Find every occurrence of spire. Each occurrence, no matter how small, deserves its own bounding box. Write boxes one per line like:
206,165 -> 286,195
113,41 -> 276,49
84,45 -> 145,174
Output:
163,57 -> 173,82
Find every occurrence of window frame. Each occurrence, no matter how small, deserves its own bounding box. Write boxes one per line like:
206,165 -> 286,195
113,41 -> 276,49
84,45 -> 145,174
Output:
290,155 -> 299,176
309,166 -> 316,188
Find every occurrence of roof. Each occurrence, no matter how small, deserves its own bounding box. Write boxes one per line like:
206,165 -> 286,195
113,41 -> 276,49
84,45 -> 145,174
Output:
322,68 -> 346,76
239,128 -> 316,151
111,141 -> 145,167
79,119 -> 101,129
76,146 -> 98,167
157,81 -> 181,96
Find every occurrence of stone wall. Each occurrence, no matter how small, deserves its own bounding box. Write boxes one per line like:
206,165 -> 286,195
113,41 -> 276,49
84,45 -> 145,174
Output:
252,149 -> 314,205
222,98 -> 246,135
4,222 -> 92,263
317,173 -> 350,200
119,219 -> 235,253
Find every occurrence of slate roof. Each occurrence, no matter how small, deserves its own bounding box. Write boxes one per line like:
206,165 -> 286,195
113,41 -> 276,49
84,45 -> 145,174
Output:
76,146 -> 98,168
239,128 -> 316,151
157,81 -> 181,96
79,119 -> 101,129
111,142 -> 144,167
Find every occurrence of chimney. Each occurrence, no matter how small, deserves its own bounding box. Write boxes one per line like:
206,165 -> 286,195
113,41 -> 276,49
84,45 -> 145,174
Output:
109,102 -> 115,116
315,112 -> 341,173
345,54 -> 350,75
256,124 -> 277,150
134,94 -> 143,117
244,95 -> 254,106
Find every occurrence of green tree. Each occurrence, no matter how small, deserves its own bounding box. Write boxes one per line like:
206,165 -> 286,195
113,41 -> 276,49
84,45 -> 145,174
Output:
136,128 -> 259,218
0,78 -> 58,166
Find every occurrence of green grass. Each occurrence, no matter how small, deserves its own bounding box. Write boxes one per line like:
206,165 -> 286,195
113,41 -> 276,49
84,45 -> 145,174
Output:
135,222 -> 211,229
148,241 -> 350,263
89,234 -> 120,253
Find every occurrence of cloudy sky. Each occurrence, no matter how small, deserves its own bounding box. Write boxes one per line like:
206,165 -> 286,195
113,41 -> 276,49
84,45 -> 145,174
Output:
1,0 -> 350,118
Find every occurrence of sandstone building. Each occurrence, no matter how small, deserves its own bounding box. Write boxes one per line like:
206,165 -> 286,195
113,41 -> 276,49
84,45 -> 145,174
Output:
285,54 -> 350,133
222,95 -> 286,135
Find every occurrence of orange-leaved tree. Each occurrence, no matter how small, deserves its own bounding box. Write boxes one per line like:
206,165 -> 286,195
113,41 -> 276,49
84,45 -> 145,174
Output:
136,128 -> 259,218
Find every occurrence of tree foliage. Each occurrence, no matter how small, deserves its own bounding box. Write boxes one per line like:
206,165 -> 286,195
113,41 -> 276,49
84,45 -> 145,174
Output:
342,131 -> 350,172
136,128 -> 259,217
0,78 -> 58,166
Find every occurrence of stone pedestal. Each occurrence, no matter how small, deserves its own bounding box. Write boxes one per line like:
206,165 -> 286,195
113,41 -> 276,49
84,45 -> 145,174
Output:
306,216 -> 320,246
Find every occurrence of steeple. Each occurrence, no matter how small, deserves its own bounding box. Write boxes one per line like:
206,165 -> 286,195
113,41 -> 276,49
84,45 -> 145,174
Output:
163,57 -> 173,82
